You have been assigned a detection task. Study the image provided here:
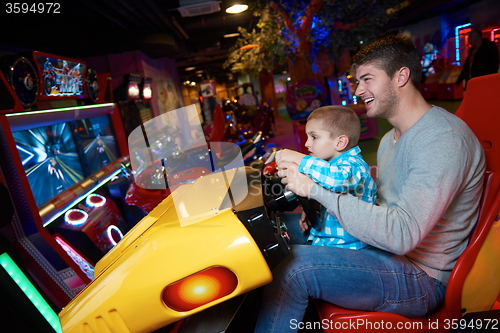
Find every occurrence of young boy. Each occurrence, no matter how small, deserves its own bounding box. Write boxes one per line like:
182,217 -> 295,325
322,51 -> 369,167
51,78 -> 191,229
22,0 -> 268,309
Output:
276,105 -> 377,249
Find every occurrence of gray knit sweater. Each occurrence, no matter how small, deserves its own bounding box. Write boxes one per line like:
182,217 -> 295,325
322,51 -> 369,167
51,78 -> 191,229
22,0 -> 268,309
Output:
310,106 -> 486,281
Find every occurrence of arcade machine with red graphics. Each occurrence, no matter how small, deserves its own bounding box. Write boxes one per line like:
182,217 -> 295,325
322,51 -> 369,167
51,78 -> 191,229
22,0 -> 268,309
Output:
115,73 -> 154,137
487,26 -> 500,44
482,25 -> 500,55
0,51 -> 135,310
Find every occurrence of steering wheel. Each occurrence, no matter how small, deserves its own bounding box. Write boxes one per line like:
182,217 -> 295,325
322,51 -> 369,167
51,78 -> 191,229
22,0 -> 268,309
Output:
262,174 -> 320,231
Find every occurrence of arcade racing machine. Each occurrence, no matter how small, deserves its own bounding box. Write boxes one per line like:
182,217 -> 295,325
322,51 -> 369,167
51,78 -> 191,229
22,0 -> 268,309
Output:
59,166 -> 297,333
0,51 -> 137,313
57,104 -> 306,333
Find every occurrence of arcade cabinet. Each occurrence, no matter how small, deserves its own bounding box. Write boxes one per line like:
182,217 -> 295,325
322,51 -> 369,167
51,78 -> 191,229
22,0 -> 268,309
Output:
0,51 -> 136,311
230,83 -> 259,117
422,24 -> 471,100
420,43 -> 440,99
0,177 -> 61,332
115,73 -> 154,137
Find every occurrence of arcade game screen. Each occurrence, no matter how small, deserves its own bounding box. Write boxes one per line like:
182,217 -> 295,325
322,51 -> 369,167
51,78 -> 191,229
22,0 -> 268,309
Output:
13,122 -> 85,206
71,115 -> 119,176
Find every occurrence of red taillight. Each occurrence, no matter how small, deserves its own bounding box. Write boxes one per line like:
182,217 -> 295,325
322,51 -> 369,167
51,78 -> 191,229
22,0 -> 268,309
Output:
162,266 -> 238,312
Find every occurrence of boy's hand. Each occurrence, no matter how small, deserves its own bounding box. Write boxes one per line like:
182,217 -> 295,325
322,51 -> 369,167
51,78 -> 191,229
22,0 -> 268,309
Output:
276,149 -> 306,165
299,211 -> 311,233
277,162 -> 315,198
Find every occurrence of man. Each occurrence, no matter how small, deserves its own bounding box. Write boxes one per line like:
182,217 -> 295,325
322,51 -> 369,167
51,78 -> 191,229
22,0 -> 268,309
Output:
456,29 -> 499,88
254,35 -> 485,332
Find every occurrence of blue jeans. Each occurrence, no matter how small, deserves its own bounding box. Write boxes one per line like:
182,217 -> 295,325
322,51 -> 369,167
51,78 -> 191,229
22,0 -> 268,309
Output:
254,213 -> 447,332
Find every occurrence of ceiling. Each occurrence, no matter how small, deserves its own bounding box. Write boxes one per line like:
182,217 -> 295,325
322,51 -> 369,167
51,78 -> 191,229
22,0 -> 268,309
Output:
0,0 -> 483,84
0,0 -> 257,83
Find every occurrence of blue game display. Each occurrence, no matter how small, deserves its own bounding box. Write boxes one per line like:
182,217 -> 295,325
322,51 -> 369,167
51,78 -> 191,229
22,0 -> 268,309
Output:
71,115 -> 119,176
13,122 -> 85,206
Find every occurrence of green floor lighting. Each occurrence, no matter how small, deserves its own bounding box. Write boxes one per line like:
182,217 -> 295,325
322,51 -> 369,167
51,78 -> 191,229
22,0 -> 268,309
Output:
0,253 -> 62,333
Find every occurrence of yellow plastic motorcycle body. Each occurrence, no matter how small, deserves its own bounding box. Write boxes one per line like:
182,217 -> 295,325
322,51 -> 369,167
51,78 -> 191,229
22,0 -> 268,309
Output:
59,167 -> 289,333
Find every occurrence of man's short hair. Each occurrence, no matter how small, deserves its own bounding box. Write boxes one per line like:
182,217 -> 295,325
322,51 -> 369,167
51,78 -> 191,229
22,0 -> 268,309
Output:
352,34 -> 422,89
307,106 -> 360,150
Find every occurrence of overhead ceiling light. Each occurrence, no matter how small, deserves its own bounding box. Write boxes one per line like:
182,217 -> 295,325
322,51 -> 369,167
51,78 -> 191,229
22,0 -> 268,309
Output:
225,4 -> 248,14
185,67 -> 196,71
224,33 -> 240,38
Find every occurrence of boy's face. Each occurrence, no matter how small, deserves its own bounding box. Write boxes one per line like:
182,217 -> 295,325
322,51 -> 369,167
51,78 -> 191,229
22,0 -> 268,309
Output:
305,119 -> 341,161
354,62 -> 398,120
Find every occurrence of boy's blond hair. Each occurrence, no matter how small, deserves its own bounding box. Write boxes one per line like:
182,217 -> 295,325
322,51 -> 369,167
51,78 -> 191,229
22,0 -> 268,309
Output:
307,106 -> 361,150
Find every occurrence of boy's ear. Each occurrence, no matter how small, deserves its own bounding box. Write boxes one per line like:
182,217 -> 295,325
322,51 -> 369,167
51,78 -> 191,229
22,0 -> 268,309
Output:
336,135 -> 349,152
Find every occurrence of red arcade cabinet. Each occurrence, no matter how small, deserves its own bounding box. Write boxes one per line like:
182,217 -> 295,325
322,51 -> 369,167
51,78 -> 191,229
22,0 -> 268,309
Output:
0,51 -> 134,309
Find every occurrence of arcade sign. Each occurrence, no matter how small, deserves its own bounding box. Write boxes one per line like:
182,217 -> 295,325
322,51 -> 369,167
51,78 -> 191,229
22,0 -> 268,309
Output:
286,78 -> 326,120
34,51 -> 86,99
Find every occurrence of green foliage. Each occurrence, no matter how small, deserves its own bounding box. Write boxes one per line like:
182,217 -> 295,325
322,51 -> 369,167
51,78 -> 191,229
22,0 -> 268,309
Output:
224,0 -> 400,76
224,9 -> 292,76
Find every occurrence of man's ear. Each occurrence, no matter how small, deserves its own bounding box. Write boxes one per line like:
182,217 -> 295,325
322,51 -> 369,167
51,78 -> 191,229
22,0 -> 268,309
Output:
336,135 -> 349,152
397,67 -> 411,87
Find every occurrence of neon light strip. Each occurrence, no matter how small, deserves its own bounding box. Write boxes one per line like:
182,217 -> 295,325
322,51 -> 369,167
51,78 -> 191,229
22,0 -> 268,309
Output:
0,253 -> 63,333
43,168 -> 123,227
455,23 -> 471,65
107,225 -> 124,246
492,28 -> 500,42
64,209 -> 89,226
85,193 -> 106,208
5,103 -> 114,117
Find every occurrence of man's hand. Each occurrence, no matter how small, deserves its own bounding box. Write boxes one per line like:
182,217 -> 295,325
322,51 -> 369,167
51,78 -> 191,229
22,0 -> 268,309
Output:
299,211 -> 311,233
276,149 -> 306,165
276,161 -> 315,197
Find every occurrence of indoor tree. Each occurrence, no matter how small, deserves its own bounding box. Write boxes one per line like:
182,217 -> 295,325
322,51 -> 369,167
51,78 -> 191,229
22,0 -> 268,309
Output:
224,0 -> 402,82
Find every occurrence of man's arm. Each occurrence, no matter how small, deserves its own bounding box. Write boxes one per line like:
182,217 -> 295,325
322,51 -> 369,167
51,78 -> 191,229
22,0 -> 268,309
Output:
310,133 -> 483,255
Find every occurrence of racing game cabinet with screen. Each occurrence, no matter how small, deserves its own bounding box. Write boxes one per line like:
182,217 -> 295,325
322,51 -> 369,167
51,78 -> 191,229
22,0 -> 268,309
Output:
13,122 -> 85,207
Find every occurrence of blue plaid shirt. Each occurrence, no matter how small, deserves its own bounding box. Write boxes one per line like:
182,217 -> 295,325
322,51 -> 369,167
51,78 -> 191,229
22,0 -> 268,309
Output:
298,146 -> 378,249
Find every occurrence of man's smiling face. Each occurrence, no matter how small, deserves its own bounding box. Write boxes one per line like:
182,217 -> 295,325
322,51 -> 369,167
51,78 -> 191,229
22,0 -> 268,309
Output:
354,62 -> 399,120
